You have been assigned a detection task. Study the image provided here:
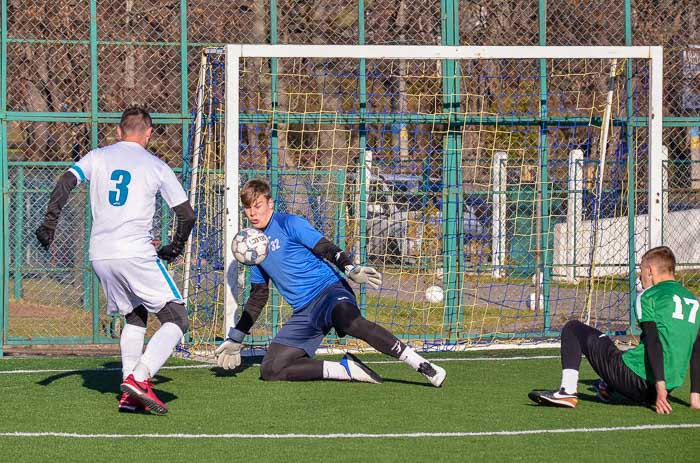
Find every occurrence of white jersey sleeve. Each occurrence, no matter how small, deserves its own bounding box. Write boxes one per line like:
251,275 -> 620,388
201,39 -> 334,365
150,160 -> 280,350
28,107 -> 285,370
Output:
69,150 -> 96,184
158,163 -> 188,207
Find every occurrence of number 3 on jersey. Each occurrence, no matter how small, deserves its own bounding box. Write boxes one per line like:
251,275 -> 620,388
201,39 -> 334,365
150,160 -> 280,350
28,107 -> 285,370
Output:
109,169 -> 132,206
672,294 -> 699,324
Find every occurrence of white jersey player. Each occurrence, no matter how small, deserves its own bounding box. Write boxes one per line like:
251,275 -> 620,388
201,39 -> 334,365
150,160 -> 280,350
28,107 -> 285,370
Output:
36,107 -> 195,415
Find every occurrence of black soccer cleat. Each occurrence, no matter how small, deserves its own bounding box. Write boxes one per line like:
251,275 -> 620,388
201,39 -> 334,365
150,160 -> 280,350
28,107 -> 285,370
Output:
418,361 -> 446,387
528,388 -> 578,408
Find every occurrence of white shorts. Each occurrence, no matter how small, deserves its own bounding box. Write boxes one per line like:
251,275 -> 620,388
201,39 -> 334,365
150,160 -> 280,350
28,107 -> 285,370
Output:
92,257 -> 184,316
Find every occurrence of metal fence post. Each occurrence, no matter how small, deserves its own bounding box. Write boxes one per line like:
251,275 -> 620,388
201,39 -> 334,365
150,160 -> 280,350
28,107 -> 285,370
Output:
441,0 -> 461,343
491,152 -> 507,279
567,150 -> 584,283
180,0 -> 190,189
624,0 -> 638,333
268,0 -> 281,338
89,0 -> 99,339
13,166 -> 24,299
538,0 -> 552,333
358,0 -> 368,317
1,0 -> 9,356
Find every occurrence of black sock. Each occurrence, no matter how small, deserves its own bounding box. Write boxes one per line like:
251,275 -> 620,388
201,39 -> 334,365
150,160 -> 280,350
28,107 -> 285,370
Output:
332,302 -> 406,358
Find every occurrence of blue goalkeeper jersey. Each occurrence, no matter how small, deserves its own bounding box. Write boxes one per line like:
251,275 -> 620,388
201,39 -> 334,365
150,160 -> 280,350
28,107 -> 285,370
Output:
250,212 -> 342,310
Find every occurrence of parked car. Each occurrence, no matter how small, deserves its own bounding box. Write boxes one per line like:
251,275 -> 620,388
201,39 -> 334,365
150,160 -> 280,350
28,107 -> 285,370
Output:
361,173 -> 491,265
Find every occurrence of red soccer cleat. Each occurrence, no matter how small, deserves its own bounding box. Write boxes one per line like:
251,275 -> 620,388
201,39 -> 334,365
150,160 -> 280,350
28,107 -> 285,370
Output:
120,374 -> 168,415
118,392 -> 146,413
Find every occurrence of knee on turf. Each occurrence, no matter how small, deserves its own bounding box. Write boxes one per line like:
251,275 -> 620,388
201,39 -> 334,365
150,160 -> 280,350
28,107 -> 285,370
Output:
156,301 -> 190,334
125,305 -> 148,328
260,356 -> 289,381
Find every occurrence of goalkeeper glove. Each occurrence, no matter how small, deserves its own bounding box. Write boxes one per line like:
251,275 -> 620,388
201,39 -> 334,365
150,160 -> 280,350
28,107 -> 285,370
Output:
157,242 -> 184,263
215,339 -> 242,370
35,224 -> 55,251
345,265 -> 382,289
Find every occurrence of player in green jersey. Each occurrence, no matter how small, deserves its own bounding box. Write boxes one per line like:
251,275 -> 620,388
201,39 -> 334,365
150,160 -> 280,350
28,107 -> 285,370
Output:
529,246 -> 700,413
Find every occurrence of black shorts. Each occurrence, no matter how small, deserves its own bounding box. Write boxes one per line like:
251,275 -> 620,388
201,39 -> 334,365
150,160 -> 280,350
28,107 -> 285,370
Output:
581,324 -> 656,404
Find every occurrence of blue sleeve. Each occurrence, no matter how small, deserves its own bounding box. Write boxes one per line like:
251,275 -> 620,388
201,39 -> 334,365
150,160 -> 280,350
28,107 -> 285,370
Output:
250,264 -> 269,284
284,215 -> 323,249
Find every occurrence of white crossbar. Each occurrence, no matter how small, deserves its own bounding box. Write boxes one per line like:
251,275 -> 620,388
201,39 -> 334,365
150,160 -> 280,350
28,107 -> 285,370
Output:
226,44 -> 660,60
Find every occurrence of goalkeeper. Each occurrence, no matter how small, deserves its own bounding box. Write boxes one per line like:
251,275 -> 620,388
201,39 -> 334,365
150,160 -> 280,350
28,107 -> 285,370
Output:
215,179 -> 446,387
529,246 -> 700,413
36,107 -> 195,415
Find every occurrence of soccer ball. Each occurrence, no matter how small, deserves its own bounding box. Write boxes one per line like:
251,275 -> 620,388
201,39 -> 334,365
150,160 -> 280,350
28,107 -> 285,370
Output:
232,227 -> 269,265
425,285 -> 444,304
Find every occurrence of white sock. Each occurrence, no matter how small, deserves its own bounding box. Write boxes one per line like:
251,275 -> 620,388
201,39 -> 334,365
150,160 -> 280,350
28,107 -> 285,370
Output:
399,346 -> 427,370
560,369 -> 579,394
323,361 -> 351,381
132,362 -> 151,383
120,324 -> 146,380
135,322 -> 184,381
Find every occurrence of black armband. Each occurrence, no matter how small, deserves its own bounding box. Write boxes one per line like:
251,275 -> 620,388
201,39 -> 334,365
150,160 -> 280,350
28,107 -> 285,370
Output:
234,282 -> 269,334
312,237 -> 353,270
42,172 -> 78,229
641,321 -> 665,383
691,333 -> 700,394
171,200 -> 196,247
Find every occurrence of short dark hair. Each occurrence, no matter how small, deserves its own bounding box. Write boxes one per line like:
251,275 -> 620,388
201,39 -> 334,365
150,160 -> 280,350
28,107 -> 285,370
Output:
642,246 -> 676,275
119,107 -> 152,135
241,179 -> 271,208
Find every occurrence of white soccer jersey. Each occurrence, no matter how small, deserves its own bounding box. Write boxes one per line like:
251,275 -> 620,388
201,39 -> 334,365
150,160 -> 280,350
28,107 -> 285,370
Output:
69,141 -> 188,261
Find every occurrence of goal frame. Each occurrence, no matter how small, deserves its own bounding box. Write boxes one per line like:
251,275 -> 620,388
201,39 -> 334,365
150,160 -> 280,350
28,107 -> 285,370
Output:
222,44 -> 664,336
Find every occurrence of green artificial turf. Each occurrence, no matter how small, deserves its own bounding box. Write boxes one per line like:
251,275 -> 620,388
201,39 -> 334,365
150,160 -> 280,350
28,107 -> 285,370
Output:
1,349 -> 698,462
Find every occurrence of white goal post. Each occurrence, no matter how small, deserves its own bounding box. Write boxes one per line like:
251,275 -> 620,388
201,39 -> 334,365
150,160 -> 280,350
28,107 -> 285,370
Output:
221,44 -> 663,337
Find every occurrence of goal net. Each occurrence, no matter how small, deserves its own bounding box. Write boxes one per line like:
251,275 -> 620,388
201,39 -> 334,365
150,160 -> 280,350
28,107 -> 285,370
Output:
181,45 -> 663,357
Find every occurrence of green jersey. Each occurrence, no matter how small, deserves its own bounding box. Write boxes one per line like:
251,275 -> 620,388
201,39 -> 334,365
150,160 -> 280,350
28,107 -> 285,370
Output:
622,280 -> 700,390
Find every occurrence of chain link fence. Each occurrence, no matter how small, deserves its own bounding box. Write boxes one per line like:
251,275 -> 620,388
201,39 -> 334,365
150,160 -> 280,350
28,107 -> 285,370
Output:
1,0 -> 699,351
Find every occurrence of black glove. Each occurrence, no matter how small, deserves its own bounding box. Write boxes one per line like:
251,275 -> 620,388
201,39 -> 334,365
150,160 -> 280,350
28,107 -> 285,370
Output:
35,224 -> 55,251
157,242 -> 184,263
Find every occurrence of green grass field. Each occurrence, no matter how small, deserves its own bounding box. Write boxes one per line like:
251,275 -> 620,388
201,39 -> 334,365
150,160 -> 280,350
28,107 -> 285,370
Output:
1,349 -> 699,462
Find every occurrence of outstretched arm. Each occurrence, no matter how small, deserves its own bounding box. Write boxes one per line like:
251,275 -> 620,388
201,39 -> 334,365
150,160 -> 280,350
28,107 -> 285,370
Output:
690,333 -> 700,410
312,237 -> 382,289
157,200 -> 196,263
36,172 -> 78,250
641,321 -> 672,414
215,282 -> 269,370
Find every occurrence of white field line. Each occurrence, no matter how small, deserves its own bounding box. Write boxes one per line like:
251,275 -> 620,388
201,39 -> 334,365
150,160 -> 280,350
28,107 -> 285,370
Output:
0,364 -> 212,375
0,355 -> 559,375
1,424 -> 699,439
363,355 -> 559,364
